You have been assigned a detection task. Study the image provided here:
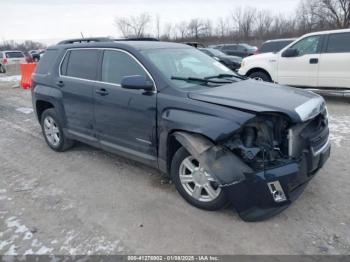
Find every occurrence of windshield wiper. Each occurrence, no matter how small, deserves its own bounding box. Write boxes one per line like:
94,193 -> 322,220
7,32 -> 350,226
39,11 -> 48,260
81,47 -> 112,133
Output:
171,76 -> 233,84
205,73 -> 247,80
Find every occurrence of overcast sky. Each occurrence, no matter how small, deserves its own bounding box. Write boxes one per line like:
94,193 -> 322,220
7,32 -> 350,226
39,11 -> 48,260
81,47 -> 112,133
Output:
1,0 -> 300,44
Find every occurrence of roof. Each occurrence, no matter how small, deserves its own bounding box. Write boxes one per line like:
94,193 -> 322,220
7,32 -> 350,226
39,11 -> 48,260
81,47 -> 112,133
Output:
263,38 -> 297,43
51,38 -> 189,51
1,50 -> 24,53
303,28 -> 350,37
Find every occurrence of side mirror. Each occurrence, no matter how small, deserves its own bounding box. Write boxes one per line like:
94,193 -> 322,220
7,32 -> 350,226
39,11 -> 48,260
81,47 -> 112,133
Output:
282,48 -> 299,58
121,75 -> 154,91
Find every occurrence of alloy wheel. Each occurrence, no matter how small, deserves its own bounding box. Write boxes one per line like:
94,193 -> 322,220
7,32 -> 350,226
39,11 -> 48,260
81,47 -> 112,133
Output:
179,156 -> 221,202
43,116 -> 60,146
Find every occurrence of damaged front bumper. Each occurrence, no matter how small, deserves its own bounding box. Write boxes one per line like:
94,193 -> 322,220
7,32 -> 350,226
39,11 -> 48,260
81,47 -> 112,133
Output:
223,140 -> 331,222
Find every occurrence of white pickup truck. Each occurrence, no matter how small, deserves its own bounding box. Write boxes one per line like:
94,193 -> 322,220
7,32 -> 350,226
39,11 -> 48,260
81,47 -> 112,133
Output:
238,29 -> 350,89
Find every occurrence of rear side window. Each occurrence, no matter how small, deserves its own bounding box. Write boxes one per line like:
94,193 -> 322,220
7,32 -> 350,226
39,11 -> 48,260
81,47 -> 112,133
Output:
64,49 -> 100,80
5,52 -> 24,58
102,50 -> 147,85
326,33 -> 350,53
36,49 -> 59,74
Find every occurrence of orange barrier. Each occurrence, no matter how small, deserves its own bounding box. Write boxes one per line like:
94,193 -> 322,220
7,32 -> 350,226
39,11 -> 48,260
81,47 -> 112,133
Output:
20,63 -> 37,89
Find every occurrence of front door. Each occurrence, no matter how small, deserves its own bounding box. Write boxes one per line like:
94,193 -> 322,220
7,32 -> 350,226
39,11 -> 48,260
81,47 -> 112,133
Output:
277,35 -> 322,87
94,49 -> 157,165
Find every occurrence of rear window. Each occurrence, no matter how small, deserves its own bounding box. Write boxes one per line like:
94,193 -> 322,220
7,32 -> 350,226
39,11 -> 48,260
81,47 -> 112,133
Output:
5,51 -> 24,58
326,33 -> 350,53
36,49 -> 59,74
63,49 -> 100,80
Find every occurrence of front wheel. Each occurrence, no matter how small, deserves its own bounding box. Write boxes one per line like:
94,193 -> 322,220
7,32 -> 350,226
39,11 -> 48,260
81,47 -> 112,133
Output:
248,71 -> 272,82
171,147 -> 228,211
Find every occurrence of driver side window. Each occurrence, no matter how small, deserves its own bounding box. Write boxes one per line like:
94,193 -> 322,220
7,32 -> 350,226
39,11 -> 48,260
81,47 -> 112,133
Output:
291,35 -> 321,56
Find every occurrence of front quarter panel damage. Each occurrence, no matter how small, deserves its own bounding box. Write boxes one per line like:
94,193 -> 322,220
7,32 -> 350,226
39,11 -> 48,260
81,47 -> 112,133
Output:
173,132 -> 253,186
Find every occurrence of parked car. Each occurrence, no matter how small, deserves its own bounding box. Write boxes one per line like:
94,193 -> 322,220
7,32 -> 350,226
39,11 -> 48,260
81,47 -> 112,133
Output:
199,48 -> 242,71
239,29 -> 350,88
0,50 -> 26,73
213,43 -> 256,57
258,38 -> 296,54
182,42 -> 205,48
32,38 -> 330,221
30,50 -> 45,62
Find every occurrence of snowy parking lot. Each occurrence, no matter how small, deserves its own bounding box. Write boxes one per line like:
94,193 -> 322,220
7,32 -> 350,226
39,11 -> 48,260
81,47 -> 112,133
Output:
0,75 -> 349,255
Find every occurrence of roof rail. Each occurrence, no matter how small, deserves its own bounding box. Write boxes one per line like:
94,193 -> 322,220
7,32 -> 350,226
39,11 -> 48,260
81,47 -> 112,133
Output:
114,37 -> 159,42
57,37 -> 160,45
57,37 -> 113,45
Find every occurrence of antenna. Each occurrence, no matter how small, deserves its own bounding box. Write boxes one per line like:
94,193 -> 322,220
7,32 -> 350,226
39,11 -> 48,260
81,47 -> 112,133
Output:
80,32 -> 85,39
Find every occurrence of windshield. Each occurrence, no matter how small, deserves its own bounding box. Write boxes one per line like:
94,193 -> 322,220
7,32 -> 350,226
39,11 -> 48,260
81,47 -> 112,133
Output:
142,48 -> 239,89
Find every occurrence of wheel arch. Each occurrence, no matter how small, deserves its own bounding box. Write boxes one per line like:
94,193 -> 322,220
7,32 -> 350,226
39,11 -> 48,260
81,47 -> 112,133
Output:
246,68 -> 273,81
36,100 -> 54,122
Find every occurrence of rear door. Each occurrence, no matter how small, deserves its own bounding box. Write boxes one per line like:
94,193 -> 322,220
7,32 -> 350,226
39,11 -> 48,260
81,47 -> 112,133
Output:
94,49 -> 157,164
277,35 -> 322,87
59,49 -> 101,143
318,32 -> 350,88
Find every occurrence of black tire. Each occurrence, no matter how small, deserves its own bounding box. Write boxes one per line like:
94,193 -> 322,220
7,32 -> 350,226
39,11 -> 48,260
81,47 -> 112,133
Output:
248,71 -> 272,82
0,64 -> 6,74
40,108 -> 74,152
171,147 -> 228,211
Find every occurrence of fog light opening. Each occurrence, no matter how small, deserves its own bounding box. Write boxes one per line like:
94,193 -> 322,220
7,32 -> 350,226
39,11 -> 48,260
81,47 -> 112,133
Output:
267,181 -> 287,203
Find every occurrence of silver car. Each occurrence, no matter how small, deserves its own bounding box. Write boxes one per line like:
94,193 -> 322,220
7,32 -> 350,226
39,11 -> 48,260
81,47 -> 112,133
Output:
0,50 -> 26,73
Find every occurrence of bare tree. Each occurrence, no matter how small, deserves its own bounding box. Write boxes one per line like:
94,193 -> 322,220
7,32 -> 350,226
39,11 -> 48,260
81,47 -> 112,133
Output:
155,14 -> 161,39
187,19 -> 207,39
231,7 -> 257,40
319,0 -> 350,28
114,13 -> 151,38
216,17 -> 229,38
255,10 -> 273,39
176,21 -> 188,39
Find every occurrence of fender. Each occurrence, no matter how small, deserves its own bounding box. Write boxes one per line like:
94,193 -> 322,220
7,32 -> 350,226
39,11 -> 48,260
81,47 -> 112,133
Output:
33,84 -> 66,125
173,131 -> 253,186
157,107 -> 255,174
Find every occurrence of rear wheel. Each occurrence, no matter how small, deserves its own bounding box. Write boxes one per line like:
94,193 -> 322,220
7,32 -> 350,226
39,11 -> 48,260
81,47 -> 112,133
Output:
171,147 -> 228,210
248,71 -> 272,82
41,108 -> 74,152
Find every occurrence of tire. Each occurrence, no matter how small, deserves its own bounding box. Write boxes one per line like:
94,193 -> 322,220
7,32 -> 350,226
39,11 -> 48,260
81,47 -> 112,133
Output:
40,108 -> 74,152
248,71 -> 272,82
0,64 -> 6,74
171,147 -> 228,211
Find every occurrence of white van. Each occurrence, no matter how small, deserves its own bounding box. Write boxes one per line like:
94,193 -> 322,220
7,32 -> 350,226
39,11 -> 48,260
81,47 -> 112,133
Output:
238,29 -> 350,89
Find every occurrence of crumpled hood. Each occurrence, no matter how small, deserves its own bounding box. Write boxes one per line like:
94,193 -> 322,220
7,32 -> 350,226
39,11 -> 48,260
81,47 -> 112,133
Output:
188,80 -> 325,122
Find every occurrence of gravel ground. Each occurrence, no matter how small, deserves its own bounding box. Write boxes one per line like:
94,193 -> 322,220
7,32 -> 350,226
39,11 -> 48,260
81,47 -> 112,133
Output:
0,77 -> 349,255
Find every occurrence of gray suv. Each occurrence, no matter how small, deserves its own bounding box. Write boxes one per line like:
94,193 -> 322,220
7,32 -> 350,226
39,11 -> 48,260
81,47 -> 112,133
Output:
32,38 -> 330,221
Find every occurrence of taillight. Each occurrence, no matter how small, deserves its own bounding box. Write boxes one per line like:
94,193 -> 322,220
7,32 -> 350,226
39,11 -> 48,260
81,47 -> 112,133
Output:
3,58 -> 7,64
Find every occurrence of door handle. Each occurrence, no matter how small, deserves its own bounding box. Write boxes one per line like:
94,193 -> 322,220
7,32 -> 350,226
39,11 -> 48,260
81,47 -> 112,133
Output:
310,58 -> 319,64
95,88 -> 109,96
56,80 -> 64,87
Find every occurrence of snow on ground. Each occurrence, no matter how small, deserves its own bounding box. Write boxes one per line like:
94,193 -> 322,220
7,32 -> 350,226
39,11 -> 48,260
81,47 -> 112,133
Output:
0,75 -> 21,82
